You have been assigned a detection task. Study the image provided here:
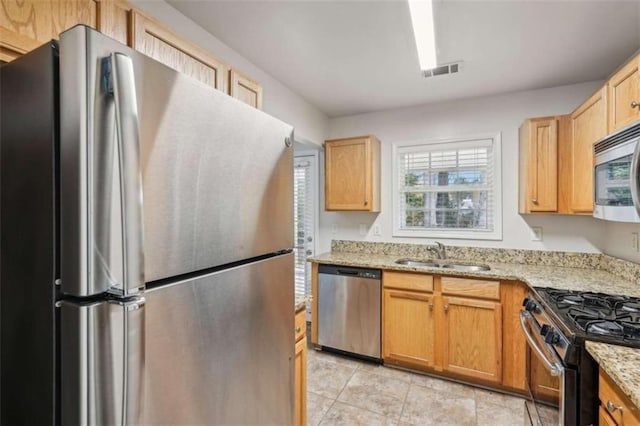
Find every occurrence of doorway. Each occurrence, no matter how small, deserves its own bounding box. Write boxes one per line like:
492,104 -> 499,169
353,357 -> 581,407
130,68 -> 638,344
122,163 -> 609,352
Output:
294,151 -> 318,319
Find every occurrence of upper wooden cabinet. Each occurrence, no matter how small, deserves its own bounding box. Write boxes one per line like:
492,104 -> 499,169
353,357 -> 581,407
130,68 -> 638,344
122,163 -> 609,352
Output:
228,69 -> 263,110
608,54 -> 640,134
324,135 -> 381,212
131,10 -> 226,91
519,117 -> 559,213
97,0 -> 133,46
570,87 -> 607,213
519,115 -> 576,214
0,0 -> 98,62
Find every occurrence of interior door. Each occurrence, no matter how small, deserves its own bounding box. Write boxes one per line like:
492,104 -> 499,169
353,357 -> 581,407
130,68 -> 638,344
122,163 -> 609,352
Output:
294,153 -> 318,319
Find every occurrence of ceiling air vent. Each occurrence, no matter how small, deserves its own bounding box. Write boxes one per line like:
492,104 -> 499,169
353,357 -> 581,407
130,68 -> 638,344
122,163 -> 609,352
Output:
422,61 -> 463,78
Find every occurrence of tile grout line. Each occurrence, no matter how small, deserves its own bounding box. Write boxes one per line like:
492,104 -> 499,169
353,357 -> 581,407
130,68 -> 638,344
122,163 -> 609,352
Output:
398,379 -> 412,426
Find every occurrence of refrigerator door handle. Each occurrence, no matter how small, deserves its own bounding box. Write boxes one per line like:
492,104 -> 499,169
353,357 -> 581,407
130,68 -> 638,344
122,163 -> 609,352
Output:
116,297 -> 146,425
107,52 -> 145,296
59,297 -> 145,425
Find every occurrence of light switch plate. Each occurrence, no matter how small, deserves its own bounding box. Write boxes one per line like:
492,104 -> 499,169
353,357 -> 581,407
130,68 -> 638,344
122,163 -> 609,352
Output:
359,224 -> 367,236
373,225 -> 381,236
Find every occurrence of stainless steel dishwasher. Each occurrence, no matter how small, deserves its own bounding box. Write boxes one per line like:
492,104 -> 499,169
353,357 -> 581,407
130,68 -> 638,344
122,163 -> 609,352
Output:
317,264 -> 381,361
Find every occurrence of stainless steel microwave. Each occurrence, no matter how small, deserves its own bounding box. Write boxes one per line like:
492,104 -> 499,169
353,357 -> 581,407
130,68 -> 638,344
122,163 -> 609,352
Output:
593,121 -> 640,223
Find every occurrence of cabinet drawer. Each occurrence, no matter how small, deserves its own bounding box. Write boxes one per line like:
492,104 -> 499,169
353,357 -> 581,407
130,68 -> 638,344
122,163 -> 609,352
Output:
295,309 -> 306,342
599,368 -> 640,425
383,271 -> 433,292
441,277 -> 500,300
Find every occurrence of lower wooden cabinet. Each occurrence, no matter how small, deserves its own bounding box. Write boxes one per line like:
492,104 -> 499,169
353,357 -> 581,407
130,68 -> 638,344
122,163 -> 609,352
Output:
441,296 -> 502,384
381,272 -> 506,386
294,309 -> 307,426
382,288 -> 435,369
599,367 -> 640,426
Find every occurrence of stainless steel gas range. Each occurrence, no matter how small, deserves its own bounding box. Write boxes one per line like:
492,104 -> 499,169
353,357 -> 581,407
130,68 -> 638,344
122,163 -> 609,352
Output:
520,288 -> 640,426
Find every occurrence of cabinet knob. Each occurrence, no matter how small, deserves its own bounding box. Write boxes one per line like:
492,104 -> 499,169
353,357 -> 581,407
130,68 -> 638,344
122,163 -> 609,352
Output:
532,198 -> 538,204
631,101 -> 639,109
295,326 -> 301,333
364,200 -> 368,206
428,303 -> 434,311
606,400 -> 623,414
444,304 -> 449,313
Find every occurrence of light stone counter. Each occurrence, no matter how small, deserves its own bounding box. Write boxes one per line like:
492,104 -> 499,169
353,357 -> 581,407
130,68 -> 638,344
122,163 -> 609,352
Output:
586,341 -> 640,410
308,251 -> 640,297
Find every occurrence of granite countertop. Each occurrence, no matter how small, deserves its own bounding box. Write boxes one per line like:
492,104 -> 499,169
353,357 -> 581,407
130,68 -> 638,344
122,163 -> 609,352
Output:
586,341 -> 640,409
308,251 -> 640,297
295,294 -> 311,313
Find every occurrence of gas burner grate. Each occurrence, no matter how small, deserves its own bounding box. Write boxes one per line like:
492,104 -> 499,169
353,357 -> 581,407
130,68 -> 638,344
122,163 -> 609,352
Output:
538,288 -> 640,345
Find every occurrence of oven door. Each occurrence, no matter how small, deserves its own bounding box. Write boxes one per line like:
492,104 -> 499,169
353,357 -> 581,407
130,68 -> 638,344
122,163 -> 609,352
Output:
594,138 -> 640,223
520,311 -> 564,426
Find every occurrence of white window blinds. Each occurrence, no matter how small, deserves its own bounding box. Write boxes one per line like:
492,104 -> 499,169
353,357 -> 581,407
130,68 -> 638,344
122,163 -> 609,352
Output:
294,159 -> 313,300
393,135 -> 502,239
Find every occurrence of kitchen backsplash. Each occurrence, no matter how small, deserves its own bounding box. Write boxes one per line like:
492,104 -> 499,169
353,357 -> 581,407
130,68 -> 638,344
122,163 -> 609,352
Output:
330,240 -> 640,283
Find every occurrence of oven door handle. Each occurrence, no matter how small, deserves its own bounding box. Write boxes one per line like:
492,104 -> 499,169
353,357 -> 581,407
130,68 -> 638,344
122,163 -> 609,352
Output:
631,140 -> 640,217
519,311 -> 564,377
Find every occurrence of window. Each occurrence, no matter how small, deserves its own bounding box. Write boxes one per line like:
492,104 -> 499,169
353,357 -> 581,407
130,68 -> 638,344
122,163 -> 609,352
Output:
392,133 -> 502,240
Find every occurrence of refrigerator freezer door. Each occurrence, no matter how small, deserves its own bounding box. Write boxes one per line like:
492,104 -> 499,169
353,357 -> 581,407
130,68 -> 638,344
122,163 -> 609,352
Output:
143,253 -> 294,425
60,26 -> 293,296
59,297 -> 145,425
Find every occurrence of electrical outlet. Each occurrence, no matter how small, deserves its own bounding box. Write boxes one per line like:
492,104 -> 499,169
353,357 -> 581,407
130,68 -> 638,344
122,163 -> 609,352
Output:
531,226 -> 543,242
331,224 -> 338,235
373,225 -> 381,236
359,224 -> 367,236
632,232 -> 639,252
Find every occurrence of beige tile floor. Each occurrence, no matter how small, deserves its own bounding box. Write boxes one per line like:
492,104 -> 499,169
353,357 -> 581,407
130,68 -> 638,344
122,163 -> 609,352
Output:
306,348 -> 530,426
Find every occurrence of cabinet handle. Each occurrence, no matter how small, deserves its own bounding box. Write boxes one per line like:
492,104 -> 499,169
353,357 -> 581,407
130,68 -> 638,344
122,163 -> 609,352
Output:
295,326 -> 301,333
606,400 -> 623,414
444,304 -> 449,313
631,101 -> 639,109
532,198 -> 538,204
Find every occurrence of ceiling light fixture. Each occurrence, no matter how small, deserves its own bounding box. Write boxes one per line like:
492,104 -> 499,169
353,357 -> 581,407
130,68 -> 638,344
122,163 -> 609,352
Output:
408,0 -> 437,70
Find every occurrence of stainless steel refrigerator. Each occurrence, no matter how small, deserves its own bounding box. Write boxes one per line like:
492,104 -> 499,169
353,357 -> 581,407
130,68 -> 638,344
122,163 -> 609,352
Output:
0,25 -> 294,425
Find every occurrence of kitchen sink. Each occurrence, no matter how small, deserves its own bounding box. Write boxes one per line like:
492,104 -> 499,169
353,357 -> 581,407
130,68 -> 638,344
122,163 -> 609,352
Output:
394,258 -> 491,271
394,259 -> 440,267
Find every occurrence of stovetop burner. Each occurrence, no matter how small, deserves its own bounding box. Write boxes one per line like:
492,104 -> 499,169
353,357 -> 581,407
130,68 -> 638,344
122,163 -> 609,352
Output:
536,288 -> 640,347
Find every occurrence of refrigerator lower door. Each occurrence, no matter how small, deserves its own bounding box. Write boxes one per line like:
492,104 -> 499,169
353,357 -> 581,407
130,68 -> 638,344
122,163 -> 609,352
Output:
59,297 -> 145,425
143,253 -> 294,425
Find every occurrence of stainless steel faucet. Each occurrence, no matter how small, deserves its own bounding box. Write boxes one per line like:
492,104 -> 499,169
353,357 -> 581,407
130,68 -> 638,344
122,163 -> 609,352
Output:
428,241 -> 446,259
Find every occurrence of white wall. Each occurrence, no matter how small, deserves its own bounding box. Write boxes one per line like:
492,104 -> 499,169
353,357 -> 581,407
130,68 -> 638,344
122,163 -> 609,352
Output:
320,81 -> 614,255
603,222 -> 640,263
131,0 -> 328,145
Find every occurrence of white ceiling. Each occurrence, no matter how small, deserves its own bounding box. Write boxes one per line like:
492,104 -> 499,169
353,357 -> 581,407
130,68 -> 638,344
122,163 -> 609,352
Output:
167,0 -> 640,117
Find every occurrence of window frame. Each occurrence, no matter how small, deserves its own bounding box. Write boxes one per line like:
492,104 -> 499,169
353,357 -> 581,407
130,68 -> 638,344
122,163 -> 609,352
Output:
391,132 -> 503,240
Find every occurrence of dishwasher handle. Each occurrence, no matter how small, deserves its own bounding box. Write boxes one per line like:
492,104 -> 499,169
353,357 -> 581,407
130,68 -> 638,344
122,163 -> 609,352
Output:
336,269 -> 360,275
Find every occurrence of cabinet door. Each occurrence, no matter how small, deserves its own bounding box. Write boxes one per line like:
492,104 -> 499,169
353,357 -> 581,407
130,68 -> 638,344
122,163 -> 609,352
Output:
229,69 -> 263,110
608,55 -> 640,134
131,10 -> 226,91
599,406 -> 617,426
527,119 -> 558,212
570,87 -> 607,213
382,289 -> 434,369
442,296 -> 502,383
294,337 -> 307,426
529,347 -> 560,404
325,137 -> 380,211
0,0 -> 98,62
96,0 -> 133,46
